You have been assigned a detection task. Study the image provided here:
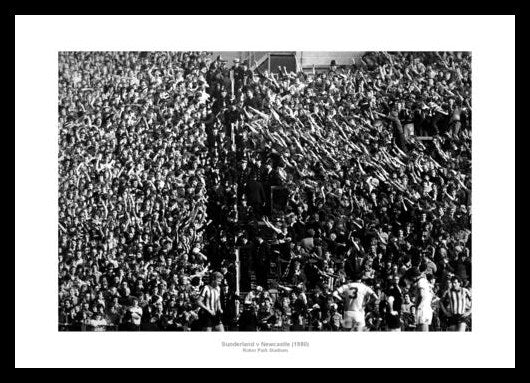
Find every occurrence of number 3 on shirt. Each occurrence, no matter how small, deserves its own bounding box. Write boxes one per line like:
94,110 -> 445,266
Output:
349,287 -> 358,300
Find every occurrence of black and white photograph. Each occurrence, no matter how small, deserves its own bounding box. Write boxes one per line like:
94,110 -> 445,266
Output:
57,51 -> 473,332
16,15 -> 515,368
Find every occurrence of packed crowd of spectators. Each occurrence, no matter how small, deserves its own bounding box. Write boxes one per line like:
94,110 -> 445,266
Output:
59,51 -> 471,331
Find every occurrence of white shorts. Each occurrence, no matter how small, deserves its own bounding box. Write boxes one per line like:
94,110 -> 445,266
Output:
416,307 -> 433,325
344,310 -> 366,329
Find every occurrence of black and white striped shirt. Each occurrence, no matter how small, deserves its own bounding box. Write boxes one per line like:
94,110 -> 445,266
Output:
199,284 -> 221,313
443,288 -> 471,316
